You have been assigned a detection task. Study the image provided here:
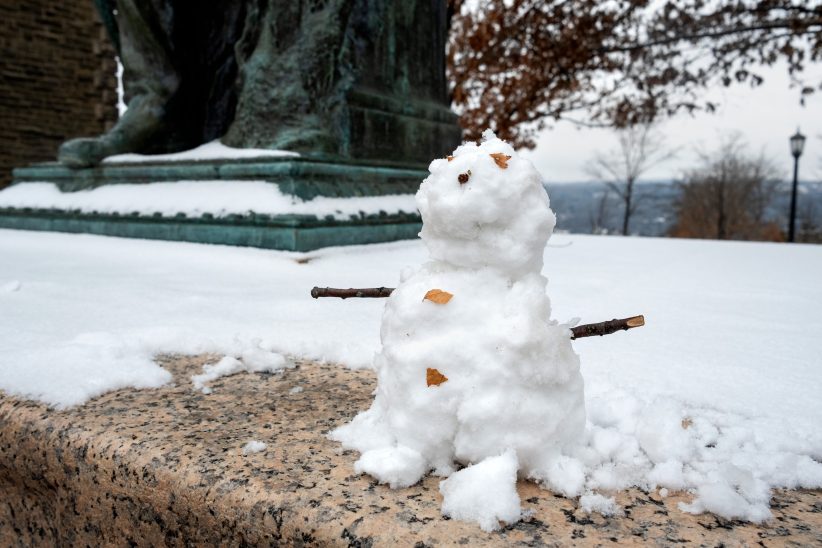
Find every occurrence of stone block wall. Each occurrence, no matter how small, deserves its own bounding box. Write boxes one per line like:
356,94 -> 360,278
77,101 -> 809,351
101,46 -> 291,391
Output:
0,0 -> 117,188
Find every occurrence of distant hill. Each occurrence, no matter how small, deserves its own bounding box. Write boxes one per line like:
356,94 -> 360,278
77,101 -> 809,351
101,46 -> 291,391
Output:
544,181 -> 822,237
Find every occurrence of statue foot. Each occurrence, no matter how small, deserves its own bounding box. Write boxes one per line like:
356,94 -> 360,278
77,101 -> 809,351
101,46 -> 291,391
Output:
57,91 -> 173,168
57,137 -> 118,168
274,128 -> 337,155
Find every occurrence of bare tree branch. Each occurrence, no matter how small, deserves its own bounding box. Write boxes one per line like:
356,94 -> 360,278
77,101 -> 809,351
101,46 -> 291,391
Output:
602,21 -> 822,54
586,122 -> 676,235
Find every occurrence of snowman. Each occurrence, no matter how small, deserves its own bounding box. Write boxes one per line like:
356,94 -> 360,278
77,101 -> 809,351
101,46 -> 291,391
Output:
331,130 -> 586,531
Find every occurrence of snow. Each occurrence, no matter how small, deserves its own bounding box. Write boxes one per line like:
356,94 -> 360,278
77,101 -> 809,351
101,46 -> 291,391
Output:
579,492 -> 622,517
0,212 -> 821,525
242,440 -> 268,455
1,279 -> 20,292
331,131 -> 586,530
102,139 -> 298,163
354,446 -> 428,489
440,450 -> 522,531
191,344 -> 291,393
679,476 -> 772,522
288,386 -> 304,394
532,453 -> 587,497
0,181 -> 417,221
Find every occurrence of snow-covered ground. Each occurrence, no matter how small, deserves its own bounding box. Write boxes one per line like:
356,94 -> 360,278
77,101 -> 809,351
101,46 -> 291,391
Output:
0,181 -> 418,220
0,229 -> 820,522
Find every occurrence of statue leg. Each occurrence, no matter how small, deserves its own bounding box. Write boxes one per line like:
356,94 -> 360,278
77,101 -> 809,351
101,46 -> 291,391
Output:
58,0 -> 179,167
222,0 -> 354,155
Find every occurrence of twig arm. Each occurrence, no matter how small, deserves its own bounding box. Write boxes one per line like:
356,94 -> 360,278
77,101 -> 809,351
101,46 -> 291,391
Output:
570,315 -> 645,339
311,286 -> 395,299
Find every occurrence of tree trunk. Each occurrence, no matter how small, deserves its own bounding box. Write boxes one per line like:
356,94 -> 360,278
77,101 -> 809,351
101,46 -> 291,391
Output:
717,178 -> 726,240
622,179 -> 633,235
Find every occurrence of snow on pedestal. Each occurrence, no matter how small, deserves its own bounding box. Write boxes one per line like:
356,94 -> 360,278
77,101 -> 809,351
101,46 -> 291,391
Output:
331,130 -> 586,530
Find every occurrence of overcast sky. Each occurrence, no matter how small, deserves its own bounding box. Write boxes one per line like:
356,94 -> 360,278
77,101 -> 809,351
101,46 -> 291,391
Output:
521,63 -> 822,184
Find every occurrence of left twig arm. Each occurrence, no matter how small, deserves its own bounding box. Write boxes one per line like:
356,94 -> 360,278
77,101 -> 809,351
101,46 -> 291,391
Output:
310,286 -> 395,299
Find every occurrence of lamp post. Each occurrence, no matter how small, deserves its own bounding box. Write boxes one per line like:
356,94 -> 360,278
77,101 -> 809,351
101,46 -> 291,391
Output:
788,129 -> 806,242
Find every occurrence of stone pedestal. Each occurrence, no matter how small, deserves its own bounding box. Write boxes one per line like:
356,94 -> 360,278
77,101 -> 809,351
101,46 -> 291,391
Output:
1,355 -> 820,546
0,156 -> 427,251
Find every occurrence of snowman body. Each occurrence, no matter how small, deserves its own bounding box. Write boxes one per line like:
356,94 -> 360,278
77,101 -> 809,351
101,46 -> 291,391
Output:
332,131 -> 586,501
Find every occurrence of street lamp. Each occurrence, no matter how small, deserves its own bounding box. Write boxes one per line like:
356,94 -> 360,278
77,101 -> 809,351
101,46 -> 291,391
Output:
788,128 -> 806,242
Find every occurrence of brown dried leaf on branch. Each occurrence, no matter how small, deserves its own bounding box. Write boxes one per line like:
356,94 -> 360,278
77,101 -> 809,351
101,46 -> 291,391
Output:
490,153 -> 511,169
424,289 -> 453,304
427,368 -> 449,387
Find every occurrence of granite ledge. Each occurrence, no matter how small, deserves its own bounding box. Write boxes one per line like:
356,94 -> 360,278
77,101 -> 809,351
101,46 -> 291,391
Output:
0,355 -> 820,547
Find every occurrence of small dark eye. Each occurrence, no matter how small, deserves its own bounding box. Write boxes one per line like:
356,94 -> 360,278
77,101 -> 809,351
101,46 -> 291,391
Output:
458,170 -> 472,184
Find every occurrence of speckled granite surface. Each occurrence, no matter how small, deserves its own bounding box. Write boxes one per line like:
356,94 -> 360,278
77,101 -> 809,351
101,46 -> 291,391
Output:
1,355 -> 820,547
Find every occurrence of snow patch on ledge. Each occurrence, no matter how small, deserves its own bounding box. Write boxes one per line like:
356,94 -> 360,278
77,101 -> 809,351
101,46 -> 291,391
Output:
0,181 -> 419,220
102,140 -> 299,163
579,493 -> 622,517
192,343 -> 292,394
242,440 -> 268,455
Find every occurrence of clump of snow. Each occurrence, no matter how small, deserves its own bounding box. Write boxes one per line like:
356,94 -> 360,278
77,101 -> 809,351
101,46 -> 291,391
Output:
637,401 -> 694,464
103,139 -> 298,163
439,450 -> 522,532
579,492 -> 622,517
530,454 -> 587,497
647,460 -> 687,490
191,340 -> 291,393
242,440 -> 268,455
332,131 -> 585,530
679,475 -> 772,523
288,386 -> 304,394
1,280 -> 21,292
355,446 -> 428,489
0,181 -> 417,221
553,396 -> 822,523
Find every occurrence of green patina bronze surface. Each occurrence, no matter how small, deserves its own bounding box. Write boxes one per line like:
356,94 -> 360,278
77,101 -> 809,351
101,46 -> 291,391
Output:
5,157 -> 426,251
59,0 -> 460,167
0,207 -> 421,252
13,157 -> 428,200
221,1 -> 461,165
7,1 -> 459,250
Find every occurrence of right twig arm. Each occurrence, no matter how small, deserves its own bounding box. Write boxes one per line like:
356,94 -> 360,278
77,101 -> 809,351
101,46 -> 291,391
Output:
570,315 -> 645,339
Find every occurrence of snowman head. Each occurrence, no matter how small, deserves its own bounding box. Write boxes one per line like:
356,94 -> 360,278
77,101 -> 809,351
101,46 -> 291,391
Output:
416,130 -> 556,277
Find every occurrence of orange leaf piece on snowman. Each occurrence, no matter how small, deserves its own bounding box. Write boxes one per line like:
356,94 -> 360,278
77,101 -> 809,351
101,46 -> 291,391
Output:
426,368 -> 448,387
424,289 -> 453,304
489,152 -> 511,169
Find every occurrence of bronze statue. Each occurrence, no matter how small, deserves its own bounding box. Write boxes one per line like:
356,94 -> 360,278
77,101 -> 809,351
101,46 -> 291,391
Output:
59,0 -> 460,168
